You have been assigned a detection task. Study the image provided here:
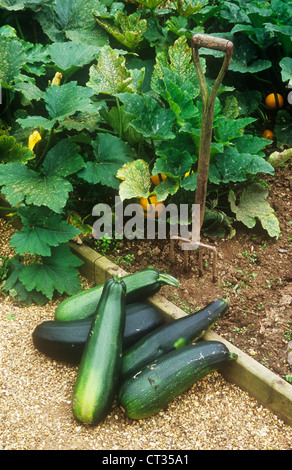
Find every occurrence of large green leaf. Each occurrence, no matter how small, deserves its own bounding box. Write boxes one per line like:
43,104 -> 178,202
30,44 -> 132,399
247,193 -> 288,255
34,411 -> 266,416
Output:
47,41 -> 99,73
264,23 -> 292,55
212,147 -> 274,184
21,41 -> 51,78
156,132 -> 196,162
229,57 -> 271,74
17,81 -> 95,130
268,148 -> 292,168
274,110 -> 292,147
168,35 -> 201,77
202,208 -> 235,239
234,90 -> 262,116
217,1 -> 251,24
0,0 -> 52,11
232,134 -> 269,155
0,29 -> 47,97
280,57 -> 292,85
201,33 -> 272,74
153,149 -> 193,178
0,162 -> 72,212
1,257 -> 49,306
134,0 -> 164,9
11,205 -> 81,256
154,68 -> 200,126
87,46 -> 142,96
0,36 -> 25,86
94,12 -> 147,50
229,184 -> 280,238
230,24 -> 274,50
13,82 -> 44,102
35,0 -> 109,47
99,105 -> 143,145
0,133 -> 35,164
61,111 -> 102,133
45,81 -> 95,122
180,171 -> 197,191
228,35 -> 272,73
154,178 -> 180,201
117,159 -> 151,201
118,92 -> 176,140
42,139 -> 85,178
0,25 -> 17,37
0,140 -> 84,212
215,117 -> 256,144
173,0 -> 209,18
18,244 -> 83,299
78,133 -> 135,189
151,36 -> 201,93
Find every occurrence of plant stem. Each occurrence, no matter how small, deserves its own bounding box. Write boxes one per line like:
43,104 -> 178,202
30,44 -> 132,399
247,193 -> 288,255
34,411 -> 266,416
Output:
35,125 -> 56,170
0,206 -> 17,212
14,13 -> 25,40
95,126 -> 116,135
115,97 -> 123,138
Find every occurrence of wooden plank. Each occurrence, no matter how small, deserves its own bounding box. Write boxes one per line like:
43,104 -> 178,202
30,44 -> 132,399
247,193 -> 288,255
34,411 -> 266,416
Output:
68,242 -> 102,283
204,331 -> 292,427
93,254 -> 128,285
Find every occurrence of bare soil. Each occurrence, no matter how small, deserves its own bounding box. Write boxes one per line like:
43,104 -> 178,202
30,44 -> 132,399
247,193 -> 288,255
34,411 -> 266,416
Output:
95,164 -> 292,382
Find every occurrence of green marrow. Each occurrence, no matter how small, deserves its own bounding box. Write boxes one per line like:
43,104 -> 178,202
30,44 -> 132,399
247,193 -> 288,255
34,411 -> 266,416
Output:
118,340 -> 237,420
32,302 -> 165,364
72,276 -> 126,425
121,298 -> 228,380
55,268 -> 179,322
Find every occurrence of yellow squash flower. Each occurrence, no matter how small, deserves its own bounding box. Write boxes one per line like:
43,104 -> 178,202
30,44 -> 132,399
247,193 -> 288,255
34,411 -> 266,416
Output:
51,72 -> 62,86
28,130 -> 42,151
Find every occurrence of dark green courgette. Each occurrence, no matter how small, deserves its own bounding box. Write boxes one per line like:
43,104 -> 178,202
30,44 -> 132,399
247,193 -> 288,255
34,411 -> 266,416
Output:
32,302 -> 165,364
55,268 -> 179,322
121,298 -> 228,380
72,276 -> 126,425
118,340 -> 237,420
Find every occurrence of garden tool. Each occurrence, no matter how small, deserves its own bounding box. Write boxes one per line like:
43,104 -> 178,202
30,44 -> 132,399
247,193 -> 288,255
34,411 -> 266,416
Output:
170,34 -> 234,282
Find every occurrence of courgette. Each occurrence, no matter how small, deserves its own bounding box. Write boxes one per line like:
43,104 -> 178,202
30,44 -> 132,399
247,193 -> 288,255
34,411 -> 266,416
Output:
32,302 -> 165,364
55,268 -> 179,322
121,298 -> 228,380
118,340 -> 237,420
72,276 -> 126,425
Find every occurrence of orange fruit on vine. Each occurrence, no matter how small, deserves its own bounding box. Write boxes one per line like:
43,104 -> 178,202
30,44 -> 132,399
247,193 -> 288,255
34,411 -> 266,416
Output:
261,129 -> 274,140
265,93 -> 284,109
151,173 -> 167,185
139,196 -> 164,218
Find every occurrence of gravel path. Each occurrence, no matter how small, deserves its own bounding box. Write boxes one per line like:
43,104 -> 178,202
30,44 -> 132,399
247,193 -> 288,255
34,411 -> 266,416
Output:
1,218 -> 292,450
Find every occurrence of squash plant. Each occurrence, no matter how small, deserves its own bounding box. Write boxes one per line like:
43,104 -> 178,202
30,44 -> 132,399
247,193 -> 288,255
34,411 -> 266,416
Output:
0,0 -> 288,304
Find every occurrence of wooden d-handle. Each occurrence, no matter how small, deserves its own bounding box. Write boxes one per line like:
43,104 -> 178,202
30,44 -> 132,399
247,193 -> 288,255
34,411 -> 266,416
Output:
191,34 -> 233,53
191,34 -> 233,71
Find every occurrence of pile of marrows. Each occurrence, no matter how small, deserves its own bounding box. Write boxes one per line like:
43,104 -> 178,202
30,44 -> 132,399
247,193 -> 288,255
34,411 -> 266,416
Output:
32,268 -> 237,425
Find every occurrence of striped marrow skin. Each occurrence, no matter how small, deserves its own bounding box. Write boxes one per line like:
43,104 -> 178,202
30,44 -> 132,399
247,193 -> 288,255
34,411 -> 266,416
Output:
55,268 -> 179,322
32,302 -> 165,364
121,298 -> 228,380
118,340 -> 237,420
72,276 -> 126,425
